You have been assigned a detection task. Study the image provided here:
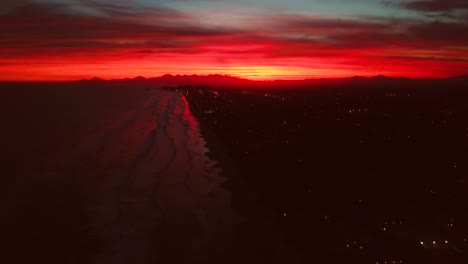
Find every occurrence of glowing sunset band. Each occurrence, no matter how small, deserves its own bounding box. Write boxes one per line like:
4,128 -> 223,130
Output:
2,53 -> 467,82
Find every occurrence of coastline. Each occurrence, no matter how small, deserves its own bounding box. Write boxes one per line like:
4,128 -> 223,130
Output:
181,91 -> 303,263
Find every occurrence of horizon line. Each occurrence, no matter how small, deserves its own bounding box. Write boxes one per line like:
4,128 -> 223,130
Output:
1,73 -> 468,83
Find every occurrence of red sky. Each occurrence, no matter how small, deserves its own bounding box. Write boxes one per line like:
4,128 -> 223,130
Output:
1,0 -> 468,81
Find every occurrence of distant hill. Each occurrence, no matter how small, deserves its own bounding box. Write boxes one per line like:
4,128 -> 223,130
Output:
77,74 -> 468,88
150,74 -> 255,86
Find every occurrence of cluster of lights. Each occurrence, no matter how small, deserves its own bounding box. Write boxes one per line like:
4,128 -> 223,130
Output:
346,241 -> 366,250
348,108 -> 369,113
380,219 -> 404,231
425,188 -> 437,195
420,240 -> 449,246
376,261 -> 403,264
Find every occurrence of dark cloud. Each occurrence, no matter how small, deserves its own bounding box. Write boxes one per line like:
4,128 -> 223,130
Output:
327,19 -> 468,51
251,15 -> 468,60
377,55 -> 468,62
408,21 -> 468,44
0,2 -> 241,57
402,0 -> 468,12
281,16 -> 387,32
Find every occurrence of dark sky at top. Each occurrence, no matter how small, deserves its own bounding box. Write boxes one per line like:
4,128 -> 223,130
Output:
1,0 -> 467,80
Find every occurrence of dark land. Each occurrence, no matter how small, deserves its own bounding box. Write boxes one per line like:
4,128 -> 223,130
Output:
180,76 -> 468,263
1,76 -> 468,264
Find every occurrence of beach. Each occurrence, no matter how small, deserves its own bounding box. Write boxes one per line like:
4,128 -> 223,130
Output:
0,83 -> 245,263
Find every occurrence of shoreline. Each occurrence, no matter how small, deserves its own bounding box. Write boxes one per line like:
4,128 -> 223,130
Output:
181,91 -> 303,263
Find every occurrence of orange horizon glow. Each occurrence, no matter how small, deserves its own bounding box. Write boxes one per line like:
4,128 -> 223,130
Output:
2,53 -> 467,82
2,40 -> 467,81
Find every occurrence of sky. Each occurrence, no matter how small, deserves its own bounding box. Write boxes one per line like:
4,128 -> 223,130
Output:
1,0 -> 468,81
